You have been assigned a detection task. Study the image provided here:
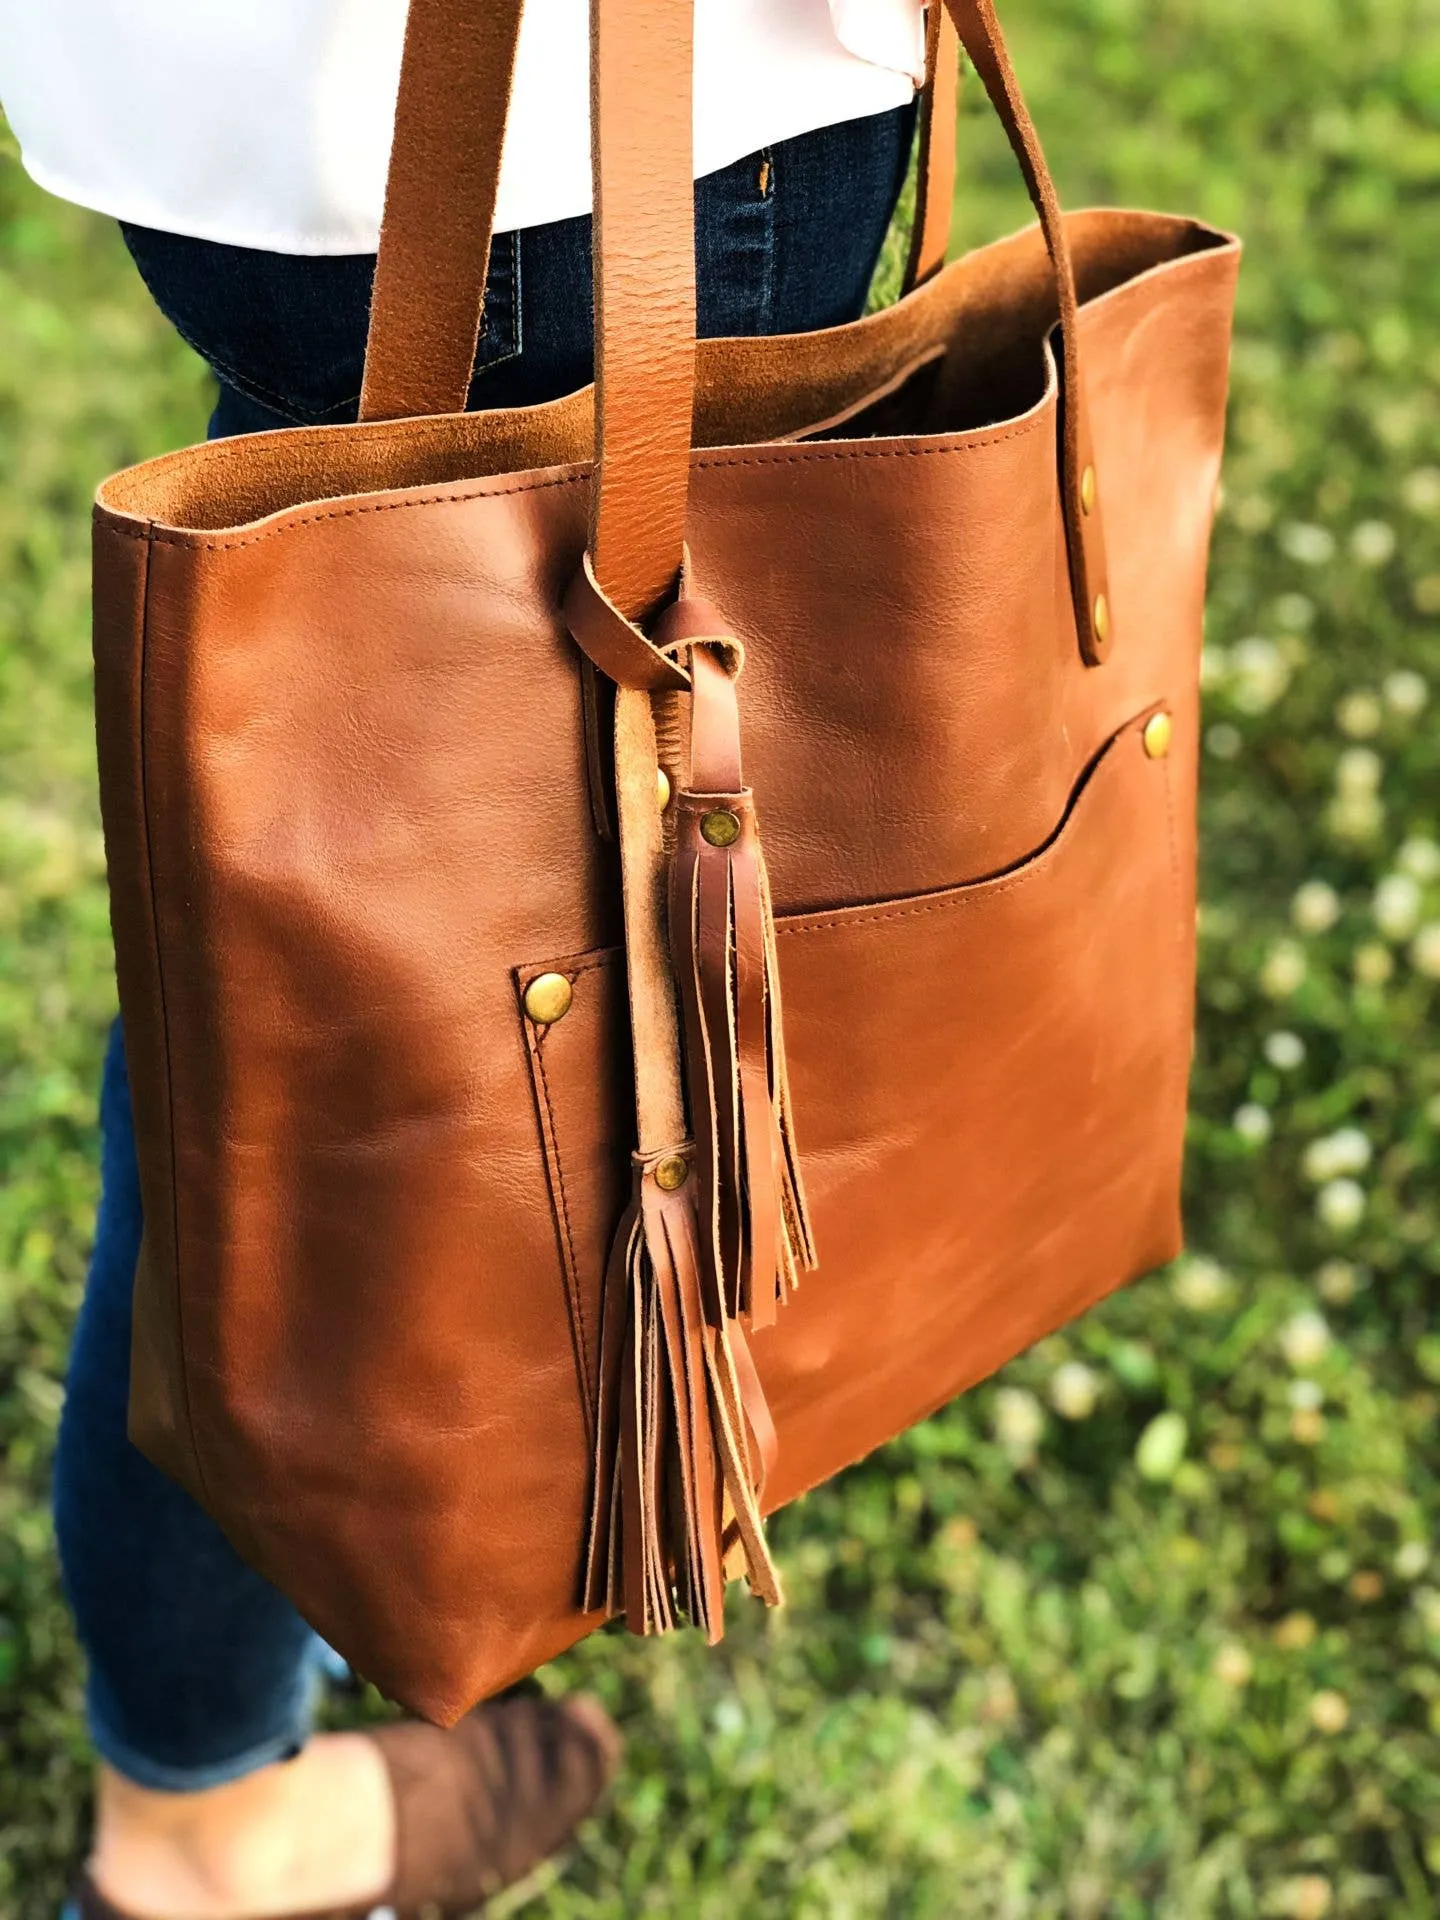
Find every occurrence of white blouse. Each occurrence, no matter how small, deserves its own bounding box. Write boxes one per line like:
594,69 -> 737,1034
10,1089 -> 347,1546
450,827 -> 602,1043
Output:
0,0 -> 925,255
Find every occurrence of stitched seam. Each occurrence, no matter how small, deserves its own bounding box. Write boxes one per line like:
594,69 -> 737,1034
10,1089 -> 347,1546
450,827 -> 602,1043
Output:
776,719 -> 1153,939
777,862 -> 1046,938
137,534 -> 212,1505
152,310 -> 346,424
473,231 -> 522,376
692,418 -> 1047,472
530,1030 -> 592,1413
517,951 -> 614,987
100,416 -> 1048,550
100,470 -> 589,550
149,234 -> 521,424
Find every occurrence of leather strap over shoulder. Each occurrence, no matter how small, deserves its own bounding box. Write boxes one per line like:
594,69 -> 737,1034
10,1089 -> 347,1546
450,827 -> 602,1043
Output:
359,0 -> 525,422
904,2 -> 961,294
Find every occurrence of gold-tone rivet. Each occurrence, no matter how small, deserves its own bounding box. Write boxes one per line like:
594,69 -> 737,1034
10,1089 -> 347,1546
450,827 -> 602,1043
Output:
654,1155 -> 690,1192
524,972 -> 573,1026
1142,711 -> 1173,761
1093,592 -> 1111,645
1081,465 -> 1097,516
700,808 -> 742,849
656,767 -> 673,811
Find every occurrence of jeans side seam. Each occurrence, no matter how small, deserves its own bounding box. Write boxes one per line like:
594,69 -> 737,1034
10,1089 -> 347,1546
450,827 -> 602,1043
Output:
759,147 -> 778,334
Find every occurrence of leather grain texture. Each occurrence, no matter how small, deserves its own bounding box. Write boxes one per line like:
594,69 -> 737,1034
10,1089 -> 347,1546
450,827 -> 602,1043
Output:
91,0 -> 1239,1721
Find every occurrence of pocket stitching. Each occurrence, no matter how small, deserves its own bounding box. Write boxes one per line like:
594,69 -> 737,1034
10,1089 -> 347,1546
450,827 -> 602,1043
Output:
531,1038 -> 591,1404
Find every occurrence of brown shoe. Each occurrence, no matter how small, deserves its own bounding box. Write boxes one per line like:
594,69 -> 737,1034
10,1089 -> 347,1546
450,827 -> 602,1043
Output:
74,1693 -> 621,1920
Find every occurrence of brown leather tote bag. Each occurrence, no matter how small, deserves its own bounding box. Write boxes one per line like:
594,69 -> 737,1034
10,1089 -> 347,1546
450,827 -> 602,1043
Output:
91,0 -> 1240,1723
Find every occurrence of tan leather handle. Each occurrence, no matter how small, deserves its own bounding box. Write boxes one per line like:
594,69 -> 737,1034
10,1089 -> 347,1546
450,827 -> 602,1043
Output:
361,0 -> 695,633
587,0 -> 697,623
361,0 -> 1111,662
904,3 -> 960,294
359,0 -> 525,424
940,0 -> 1111,660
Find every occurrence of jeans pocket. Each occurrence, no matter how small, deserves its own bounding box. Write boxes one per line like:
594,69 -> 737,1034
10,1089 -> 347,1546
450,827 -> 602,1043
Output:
121,224 -> 522,428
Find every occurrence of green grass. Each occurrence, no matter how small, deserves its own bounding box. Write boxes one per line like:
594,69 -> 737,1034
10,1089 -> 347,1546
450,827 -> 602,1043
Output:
3,0 -> 1440,1912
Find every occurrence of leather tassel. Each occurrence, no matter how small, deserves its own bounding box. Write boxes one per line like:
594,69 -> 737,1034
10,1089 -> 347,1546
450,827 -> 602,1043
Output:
583,1152 -> 781,1638
581,611 -> 808,1641
671,784 -> 817,1334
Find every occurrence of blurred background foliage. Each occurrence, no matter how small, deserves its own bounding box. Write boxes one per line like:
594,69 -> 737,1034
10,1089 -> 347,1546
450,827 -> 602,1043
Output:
3,0 -> 1440,1913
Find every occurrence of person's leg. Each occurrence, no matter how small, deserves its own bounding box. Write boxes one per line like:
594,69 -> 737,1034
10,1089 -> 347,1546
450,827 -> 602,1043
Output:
53,1025 -> 396,1915
63,103 -> 914,1915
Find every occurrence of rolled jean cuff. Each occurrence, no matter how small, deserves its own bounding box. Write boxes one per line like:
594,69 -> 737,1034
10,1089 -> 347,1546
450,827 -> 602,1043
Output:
86,1662 -> 319,1794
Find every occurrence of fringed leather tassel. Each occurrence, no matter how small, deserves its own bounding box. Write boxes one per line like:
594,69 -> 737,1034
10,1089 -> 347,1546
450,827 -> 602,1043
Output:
578,602 -> 812,1642
667,649 -> 818,1335
583,1152 -> 781,1638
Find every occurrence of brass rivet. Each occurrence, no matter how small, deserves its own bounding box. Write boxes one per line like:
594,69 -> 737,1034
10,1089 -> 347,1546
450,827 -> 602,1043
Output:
1142,711 -> 1173,761
1093,592 -> 1111,645
656,767 -> 673,811
1081,465 -> 1097,516
524,972 -> 573,1026
700,809 -> 742,849
654,1155 -> 690,1192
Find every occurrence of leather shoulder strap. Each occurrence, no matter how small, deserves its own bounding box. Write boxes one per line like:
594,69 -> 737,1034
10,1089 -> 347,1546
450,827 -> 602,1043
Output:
359,0 -> 525,422
361,0 -> 1109,662
942,0 -> 1112,661
588,0 -> 697,622
904,3 -> 960,293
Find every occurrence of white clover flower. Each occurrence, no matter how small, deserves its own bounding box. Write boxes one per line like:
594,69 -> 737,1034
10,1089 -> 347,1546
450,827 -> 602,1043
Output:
1302,1127 -> 1372,1183
1233,1103 -> 1273,1145
1261,942 -> 1308,998
1135,1410 -> 1188,1482
1290,881 -> 1340,934
1335,747 -> 1383,797
1325,791 -> 1385,844
1384,670 -> 1429,718
1206,724 -> 1242,761
1410,925 -> 1440,979
1049,1362 -> 1101,1422
1212,1643 -> 1253,1688
1281,523 -> 1336,566
1292,882 -> 1342,934
993,1387 -> 1044,1457
1395,1542 -> 1430,1581
1288,1377 -> 1324,1411
1353,942 -> 1395,986
1264,1031 -> 1306,1071
1317,1178 -> 1366,1234
1174,1255 -> 1232,1311
1398,836 -> 1440,881
1199,645 -> 1230,689
1335,690 -> 1383,739
1374,872 -> 1423,939
1273,592 -> 1316,631
1282,1873 -> 1334,1920
1309,1689 -> 1350,1735
1315,1259 -> 1359,1303
1280,1310 -> 1331,1369
1402,466 -> 1440,515
1351,520 -> 1397,566
1229,636 -> 1291,714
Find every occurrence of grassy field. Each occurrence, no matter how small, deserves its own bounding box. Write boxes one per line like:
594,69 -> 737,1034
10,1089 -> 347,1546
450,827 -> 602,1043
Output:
3,0 -> 1440,1913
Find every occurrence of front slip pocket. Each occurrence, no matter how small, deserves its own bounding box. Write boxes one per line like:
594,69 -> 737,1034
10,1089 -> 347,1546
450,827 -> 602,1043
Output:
514,707 -> 1193,1494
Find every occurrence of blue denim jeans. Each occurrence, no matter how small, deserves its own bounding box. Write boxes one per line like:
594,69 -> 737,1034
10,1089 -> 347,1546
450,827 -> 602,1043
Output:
53,104 -> 914,1791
